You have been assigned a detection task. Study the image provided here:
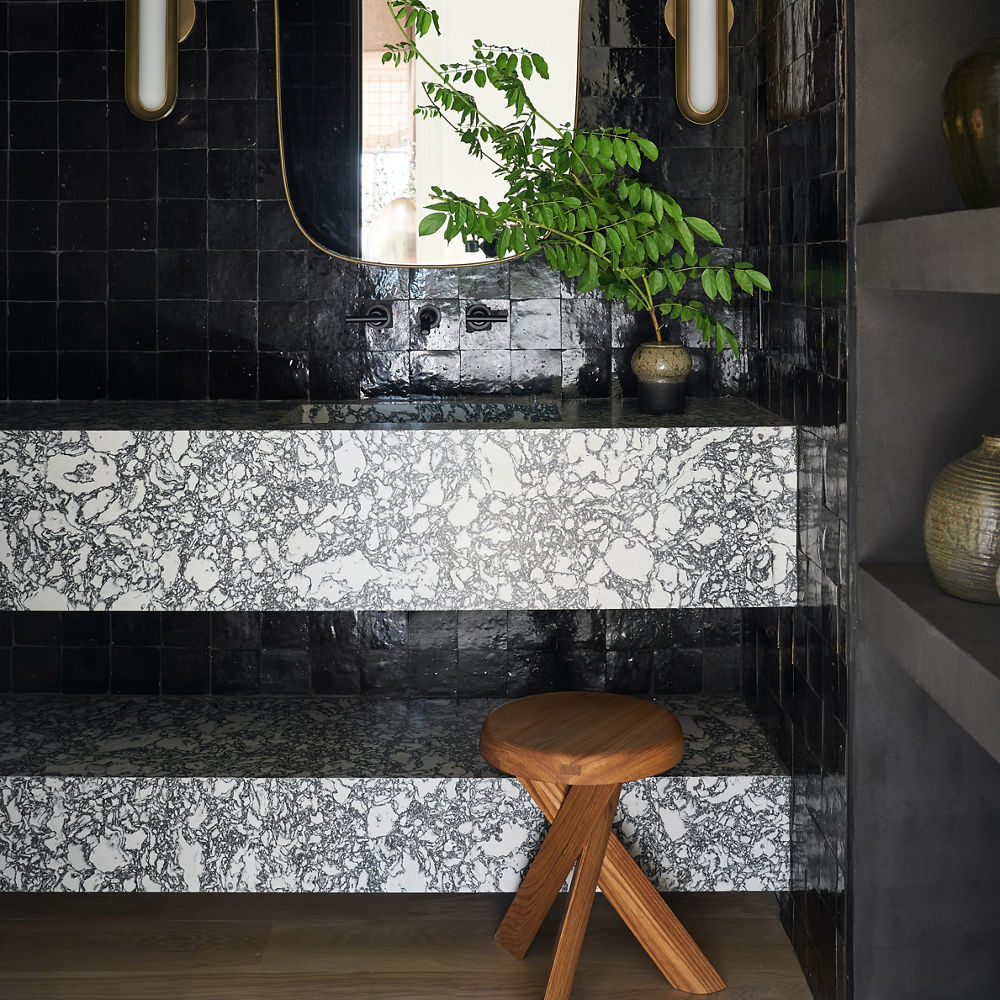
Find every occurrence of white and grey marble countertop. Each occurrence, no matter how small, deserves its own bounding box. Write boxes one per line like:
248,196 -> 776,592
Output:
0,397 -> 791,431
0,694 -> 785,779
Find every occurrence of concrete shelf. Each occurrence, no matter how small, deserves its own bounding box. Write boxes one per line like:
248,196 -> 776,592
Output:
858,563 -> 1000,765
858,208 -> 1000,294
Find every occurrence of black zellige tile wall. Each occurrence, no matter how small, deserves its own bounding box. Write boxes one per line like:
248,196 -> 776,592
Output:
740,1 -> 848,999
0,609 -> 743,699
1,0 -> 751,402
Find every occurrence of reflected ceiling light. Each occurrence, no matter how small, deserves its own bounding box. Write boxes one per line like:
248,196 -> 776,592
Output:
125,0 -> 196,120
664,0 -> 734,125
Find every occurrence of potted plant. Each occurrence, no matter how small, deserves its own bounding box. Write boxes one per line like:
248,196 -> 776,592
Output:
384,1 -> 770,413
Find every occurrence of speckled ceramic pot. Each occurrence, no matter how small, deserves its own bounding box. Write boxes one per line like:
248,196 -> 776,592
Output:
924,435 -> 1000,604
630,341 -> 692,415
942,37 -> 1000,208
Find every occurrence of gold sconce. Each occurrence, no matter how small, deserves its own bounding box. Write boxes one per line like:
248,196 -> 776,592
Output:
664,0 -> 735,125
124,0 -> 196,120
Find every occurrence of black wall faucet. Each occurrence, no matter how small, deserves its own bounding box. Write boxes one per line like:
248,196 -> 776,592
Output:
418,304 -> 442,333
465,303 -> 508,332
346,301 -> 392,328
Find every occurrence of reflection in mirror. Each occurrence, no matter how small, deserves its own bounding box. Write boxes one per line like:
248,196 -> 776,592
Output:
275,0 -> 582,267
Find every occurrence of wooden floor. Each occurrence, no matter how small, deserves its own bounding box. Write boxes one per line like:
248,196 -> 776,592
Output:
0,892 -> 812,1000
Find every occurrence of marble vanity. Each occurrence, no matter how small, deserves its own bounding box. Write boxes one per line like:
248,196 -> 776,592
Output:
0,397 -> 796,612
0,396 -> 795,894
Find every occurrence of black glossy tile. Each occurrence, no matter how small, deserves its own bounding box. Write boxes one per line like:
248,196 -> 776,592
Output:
61,648 -> 110,694
9,151 -> 59,200
212,612 -> 261,649
160,612 -> 212,648
208,0 -> 259,48
208,251 -> 257,300
312,647 -> 362,695
208,199 -> 258,250
211,649 -> 260,695
209,351 -> 258,398
12,611 -> 62,646
158,300 -> 208,350
59,151 -> 108,200
8,304 -> 57,351
359,649 -> 409,697
309,350 -> 362,398
12,647 -> 61,693
209,149 -> 257,200
8,201 -> 57,252
210,301 -> 259,350
109,200 -> 156,250
162,648 -> 212,695
357,612 -> 407,650
110,647 -> 160,695
59,251 -> 108,301
158,351 -> 208,398
60,201 -> 109,252
260,352 -> 309,398
8,352 -> 58,399
57,302 -> 107,351
59,1 -> 108,51
261,649 -> 312,694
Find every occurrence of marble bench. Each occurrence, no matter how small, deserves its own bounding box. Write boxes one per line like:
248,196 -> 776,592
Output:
0,694 -> 789,893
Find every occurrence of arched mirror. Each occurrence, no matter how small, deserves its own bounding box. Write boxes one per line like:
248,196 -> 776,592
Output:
274,0 -> 583,267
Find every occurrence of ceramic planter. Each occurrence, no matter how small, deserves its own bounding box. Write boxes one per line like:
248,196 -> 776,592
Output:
924,434 -> 1000,604
942,37 -> 1000,208
630,341 -> 692,414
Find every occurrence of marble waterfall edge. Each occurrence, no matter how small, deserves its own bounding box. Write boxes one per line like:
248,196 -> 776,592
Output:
0,426 -> 796,611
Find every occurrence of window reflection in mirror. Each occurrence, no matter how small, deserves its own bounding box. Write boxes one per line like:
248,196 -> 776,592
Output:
276,0 -> 582,268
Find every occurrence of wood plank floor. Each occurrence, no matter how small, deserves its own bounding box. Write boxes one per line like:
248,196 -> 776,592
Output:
0,892 -> 812,1000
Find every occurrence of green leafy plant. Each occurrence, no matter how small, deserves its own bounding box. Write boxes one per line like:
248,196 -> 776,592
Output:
384,1 -> 769,354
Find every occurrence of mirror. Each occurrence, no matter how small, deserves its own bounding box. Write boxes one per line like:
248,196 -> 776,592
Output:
274,0 -> 582,267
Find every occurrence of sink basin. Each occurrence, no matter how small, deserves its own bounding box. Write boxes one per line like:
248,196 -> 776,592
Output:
282,398 -> 563,426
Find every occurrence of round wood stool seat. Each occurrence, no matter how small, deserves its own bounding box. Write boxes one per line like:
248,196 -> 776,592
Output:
479,691 -> 684,785
479,691 -> 724,1000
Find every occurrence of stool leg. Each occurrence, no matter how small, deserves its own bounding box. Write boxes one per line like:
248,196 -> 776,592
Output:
543,783 -> 620,1000
495,783 -> 615,959
522,779 -> 726,995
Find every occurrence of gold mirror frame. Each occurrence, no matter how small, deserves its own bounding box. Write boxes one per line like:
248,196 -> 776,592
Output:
664,0 -> 734,126
273,0 -> 584,269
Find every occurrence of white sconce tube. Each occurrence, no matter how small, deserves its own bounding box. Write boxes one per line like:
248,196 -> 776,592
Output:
687,0 -> 719,114
137,0 -> 170,112
125,0 -> 196,121
665,0 -> 734,125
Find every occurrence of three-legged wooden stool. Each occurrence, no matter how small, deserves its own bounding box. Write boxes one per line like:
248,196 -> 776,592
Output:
479,691 -> 725,999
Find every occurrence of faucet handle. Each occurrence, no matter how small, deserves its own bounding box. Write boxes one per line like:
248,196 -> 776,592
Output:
465,303 -> 508,332
346,301 -> 393,328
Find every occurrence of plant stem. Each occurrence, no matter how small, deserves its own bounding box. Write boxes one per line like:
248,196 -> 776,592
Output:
642,276 -> 662,342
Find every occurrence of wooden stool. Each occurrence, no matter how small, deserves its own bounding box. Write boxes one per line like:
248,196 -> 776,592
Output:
479,691 -> 725,999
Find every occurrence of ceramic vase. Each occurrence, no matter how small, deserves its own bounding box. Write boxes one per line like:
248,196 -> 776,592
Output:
942,37 -> 1000,208
924,435 -> 1000,604
630,342 -> 691,414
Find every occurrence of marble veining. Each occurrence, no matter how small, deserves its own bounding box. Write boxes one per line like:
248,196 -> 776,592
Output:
0,696 -> 789,893
0,424 -> 796,611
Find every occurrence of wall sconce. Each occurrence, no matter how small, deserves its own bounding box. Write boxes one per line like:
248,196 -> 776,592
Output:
664,0 -> 735,125
124,0 -> 196,120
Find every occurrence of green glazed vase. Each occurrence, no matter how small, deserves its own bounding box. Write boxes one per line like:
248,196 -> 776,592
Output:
942,36 -> 1000,209
924,435 -> 1000,604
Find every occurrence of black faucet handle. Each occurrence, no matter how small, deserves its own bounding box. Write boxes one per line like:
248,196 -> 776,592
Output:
465,303 -> 509,332
346,301 -> 393,328
417,304 -> 442,332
